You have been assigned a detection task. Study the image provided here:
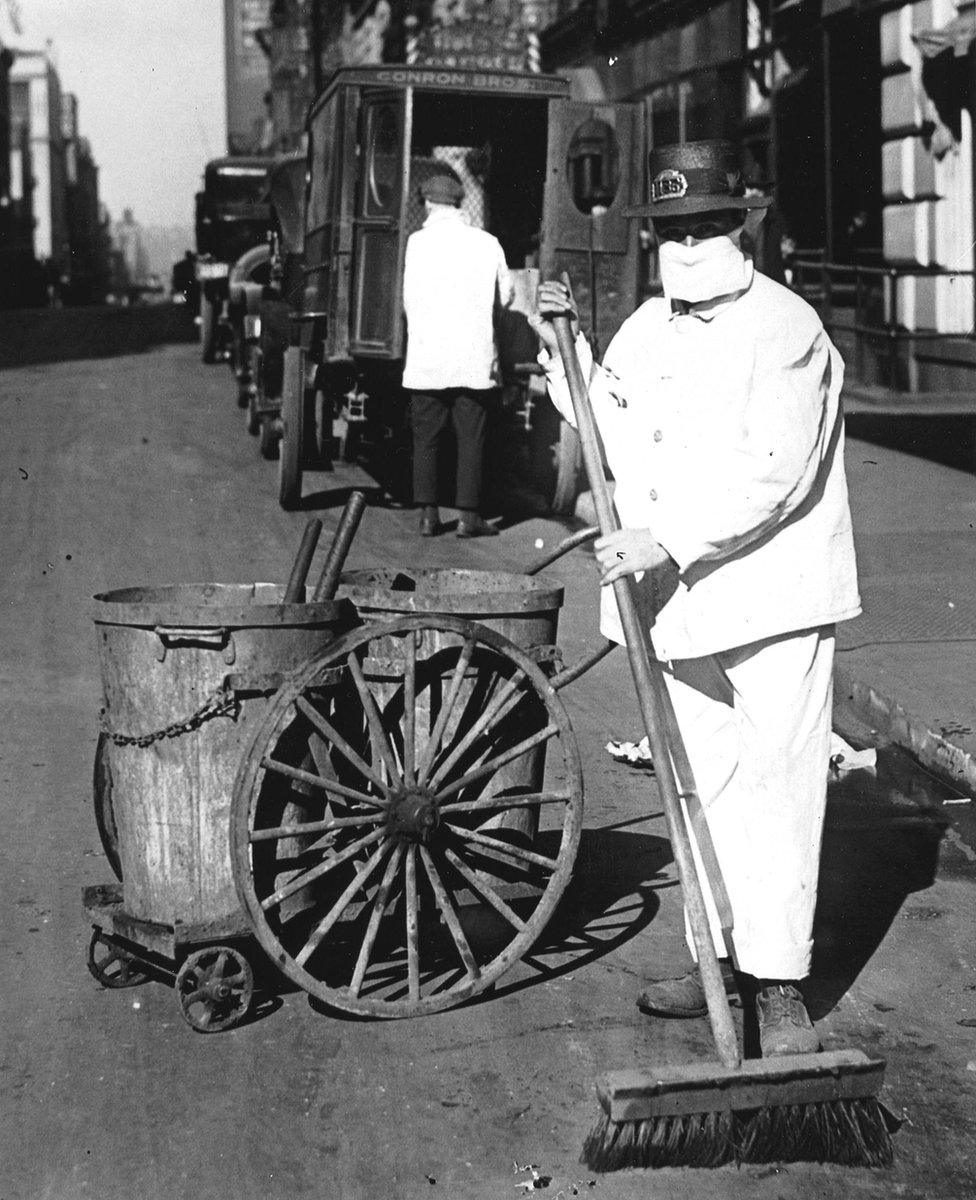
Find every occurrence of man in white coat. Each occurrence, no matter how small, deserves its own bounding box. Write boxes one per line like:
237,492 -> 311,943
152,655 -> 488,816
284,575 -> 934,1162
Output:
534,138 -> 860,1057
402,171 -> 513,538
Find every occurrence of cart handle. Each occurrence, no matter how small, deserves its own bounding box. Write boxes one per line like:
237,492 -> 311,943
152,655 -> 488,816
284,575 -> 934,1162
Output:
525,526 -> 615,687
549,638 -> 616,691
525,525 -> 599,576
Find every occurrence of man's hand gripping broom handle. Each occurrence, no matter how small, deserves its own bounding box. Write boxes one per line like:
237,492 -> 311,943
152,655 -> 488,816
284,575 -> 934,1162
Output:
551,314 -> 740,1072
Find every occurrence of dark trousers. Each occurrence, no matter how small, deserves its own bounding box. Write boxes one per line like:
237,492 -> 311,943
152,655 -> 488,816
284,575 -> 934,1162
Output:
410,387 -> 496,512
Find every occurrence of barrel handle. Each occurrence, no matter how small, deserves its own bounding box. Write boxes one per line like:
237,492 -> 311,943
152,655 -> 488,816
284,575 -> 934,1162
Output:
525,525 -> 599,576
153,626 -> 236,665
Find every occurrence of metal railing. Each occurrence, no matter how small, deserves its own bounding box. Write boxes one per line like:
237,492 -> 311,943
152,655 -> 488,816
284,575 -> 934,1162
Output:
791,255 -> 975,391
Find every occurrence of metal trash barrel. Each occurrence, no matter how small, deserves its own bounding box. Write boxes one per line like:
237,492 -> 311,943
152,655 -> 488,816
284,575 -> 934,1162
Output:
336,568 -> 564,836
336,567 -> 563,651
92,583 -> 355,935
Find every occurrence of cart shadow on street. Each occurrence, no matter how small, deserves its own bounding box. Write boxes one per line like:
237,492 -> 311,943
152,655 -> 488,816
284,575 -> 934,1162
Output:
479,822 -> 675,1003
300,822 -> 674,1023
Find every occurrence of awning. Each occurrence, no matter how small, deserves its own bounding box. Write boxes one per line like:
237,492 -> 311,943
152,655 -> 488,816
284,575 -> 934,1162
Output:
912,11 -> 976,59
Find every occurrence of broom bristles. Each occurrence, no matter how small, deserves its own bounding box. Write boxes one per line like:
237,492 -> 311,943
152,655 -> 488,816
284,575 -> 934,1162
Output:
582,1097 -> 894,1172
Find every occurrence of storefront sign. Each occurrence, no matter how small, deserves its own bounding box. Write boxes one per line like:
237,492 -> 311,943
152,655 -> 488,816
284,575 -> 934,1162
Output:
371,67 -> 556,94
414,17 -> 526,72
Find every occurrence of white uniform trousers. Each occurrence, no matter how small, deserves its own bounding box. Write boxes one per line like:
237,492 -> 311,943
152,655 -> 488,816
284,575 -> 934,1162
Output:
663,625 -> 835,981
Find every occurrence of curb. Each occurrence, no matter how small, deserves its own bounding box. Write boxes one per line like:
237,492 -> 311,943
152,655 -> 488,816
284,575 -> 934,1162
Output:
834,663 -> 976,797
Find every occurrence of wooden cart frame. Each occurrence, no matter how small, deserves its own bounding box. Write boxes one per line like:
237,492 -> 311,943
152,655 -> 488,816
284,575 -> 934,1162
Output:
85,529 -> 614,1030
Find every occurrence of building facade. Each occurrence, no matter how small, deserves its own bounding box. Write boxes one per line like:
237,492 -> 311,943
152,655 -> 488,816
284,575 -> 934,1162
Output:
8,46 -> 68,304
224,0 -> 274,153
257,0 -> 315,153
538,0 -> 975,401
63,91 -> 108,304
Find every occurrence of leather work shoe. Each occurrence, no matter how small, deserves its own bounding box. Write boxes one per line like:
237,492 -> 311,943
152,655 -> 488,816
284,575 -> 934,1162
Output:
636,961 -> 741,1018
456,515 -> 499,538
756,984 -> 821,1056
418,507 -> 440,537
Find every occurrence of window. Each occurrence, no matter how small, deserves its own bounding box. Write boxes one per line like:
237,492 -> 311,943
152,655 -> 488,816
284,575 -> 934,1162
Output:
363,102 -> 400,218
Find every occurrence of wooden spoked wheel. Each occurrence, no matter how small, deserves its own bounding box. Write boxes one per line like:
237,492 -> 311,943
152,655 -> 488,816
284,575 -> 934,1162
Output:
231,615 -> 583,1018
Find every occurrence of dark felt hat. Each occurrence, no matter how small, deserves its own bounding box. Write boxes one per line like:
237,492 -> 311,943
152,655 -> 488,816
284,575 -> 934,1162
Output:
624,139 -> 772,218
420,172 -> 464,205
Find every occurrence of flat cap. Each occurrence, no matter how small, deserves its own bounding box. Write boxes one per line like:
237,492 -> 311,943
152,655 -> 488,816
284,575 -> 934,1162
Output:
420,173 -> 464,205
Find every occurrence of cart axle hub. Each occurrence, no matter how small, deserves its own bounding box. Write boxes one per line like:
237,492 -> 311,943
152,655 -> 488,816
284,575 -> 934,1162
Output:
388,787 -> 439,843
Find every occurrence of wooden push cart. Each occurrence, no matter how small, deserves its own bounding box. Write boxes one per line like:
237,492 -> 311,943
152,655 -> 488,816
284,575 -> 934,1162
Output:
85,530 -> 612,1029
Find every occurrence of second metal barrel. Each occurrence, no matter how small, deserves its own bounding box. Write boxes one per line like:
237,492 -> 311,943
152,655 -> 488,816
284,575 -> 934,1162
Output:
337,568 -> 565,837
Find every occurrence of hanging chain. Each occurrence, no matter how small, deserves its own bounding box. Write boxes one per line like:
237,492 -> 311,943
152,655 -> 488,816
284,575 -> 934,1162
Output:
99,680 -> 240,748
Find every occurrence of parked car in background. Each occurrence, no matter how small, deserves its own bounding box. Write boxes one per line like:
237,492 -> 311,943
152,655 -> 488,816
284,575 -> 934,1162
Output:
194,157 -> 273,364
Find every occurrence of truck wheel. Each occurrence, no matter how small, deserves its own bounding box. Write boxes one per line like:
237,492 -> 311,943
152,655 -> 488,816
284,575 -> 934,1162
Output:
200,294 -> 218,364
245,346 -> 262,435
259,416 -> 280,460
278,347 -> 305,510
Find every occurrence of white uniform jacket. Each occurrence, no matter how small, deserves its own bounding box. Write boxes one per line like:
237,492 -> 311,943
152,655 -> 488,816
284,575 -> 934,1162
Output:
542,271 -> 861,660
402,207 -> 514,392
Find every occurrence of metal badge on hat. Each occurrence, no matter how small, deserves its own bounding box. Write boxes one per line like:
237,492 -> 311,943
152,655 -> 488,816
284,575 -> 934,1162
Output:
650,168 -> 688,203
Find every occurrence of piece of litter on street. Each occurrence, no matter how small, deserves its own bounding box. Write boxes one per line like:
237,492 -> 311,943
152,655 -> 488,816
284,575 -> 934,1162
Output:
515,1170 -> 552,1192
131,1000 -> 141,1010
514,1164 -> 552,1192
943,797 -> 972,805
534,538 -> 545,549
967,1062 -> 976,1072
829,732 -> 876,774
605,736 -> 654,769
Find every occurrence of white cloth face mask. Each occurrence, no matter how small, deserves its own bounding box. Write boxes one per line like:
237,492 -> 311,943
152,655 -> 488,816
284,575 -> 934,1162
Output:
658,230 -> 753,305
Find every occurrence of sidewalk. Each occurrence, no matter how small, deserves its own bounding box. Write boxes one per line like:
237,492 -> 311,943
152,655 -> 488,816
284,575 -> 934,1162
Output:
572,432 -> 976,838
837,436 -> 976,831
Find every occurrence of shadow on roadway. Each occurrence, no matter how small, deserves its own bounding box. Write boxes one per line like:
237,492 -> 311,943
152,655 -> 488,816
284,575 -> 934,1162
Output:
807,745 -> 950,1020
482,821 -> 673,1004
302,822 -> 672,1023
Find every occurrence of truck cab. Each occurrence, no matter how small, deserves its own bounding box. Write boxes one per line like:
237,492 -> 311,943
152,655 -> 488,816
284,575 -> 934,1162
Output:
274,66 -> 645,511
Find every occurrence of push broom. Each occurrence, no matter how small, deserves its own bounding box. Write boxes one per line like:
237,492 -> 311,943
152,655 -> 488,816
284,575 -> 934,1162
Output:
549,308 -> 894,1170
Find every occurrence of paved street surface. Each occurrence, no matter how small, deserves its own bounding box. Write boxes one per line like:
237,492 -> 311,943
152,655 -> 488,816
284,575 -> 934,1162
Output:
2,342 -> 975,1200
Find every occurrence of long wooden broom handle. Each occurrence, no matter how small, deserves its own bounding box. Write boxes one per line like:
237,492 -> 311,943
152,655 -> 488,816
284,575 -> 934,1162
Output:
551,315 -> 740,1071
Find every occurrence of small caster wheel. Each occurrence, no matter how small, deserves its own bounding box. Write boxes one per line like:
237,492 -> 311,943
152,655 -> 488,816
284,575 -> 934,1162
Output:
176,946 -> 254,1033
87,930 -> 150,989
259,415 -> 280,460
